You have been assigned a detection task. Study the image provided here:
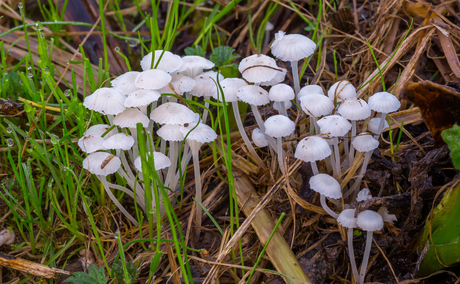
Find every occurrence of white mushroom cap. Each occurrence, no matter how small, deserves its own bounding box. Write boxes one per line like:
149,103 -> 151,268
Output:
150,102 -> 197,125
140,50 -> 183,73
368,92 -> 401,113
300,93 -> 334,117
239,54 -> 281,84
83,87 -> 126,115
327,81 -> 357,102
237,85 -> 270,106
368,117 -> 389,134
78,135 -> 106,153
113,108 -> 150,128
0,229 -> 15,246
190,71 -> 224,98
264,115 -> 295,138
177,55 -> 215,78
357,210 -> 384,231
180,122 -> 217,144
273,100 -> 292,112
135,69 -> 172,90
158,75 -> 196,95
102,133 -> 134,150
295,136 -> 331,162
259,67 -> 287,86
338,98 -> 371,121
309,173 -> 342,199
157,124 -> 184,142
337,209 -> 358,228
85,124 -> 117,138
356,188 -> 372,202
111,71 -> 140,95
298,85 -> 324,99
83,152 -> 121,176
270,31 -> 316,62
378,207 -> 397,224
252,128 -> 268,147
124,89 -> 161,108
317,115 -> 352,137
269,84 -> 295,102
134,151 -> 171,172
212,78 -> 248,102
352,133 -> 379,152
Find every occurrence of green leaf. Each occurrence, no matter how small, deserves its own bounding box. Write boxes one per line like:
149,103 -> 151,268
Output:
210,46 -> 240,68
64,264 -> 108,284
113,259 -> 138,284
442,124 -> 460,170
184,45 -> 206,57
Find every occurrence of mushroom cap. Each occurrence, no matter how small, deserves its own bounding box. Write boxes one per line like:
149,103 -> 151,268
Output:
356,188 -> 372,202
327,81 -> 357,102
300,93 -> 334,117
270,31 -> 316,62
337,209 -> 358,228
140,50 -> 183,73
190,71 -> 224,98
150,102 -> 197,125
102,133 -> 134,150
259,67 -> 287,86
111,71 -> 140,95
317,115 -> 352,137
368,92 -> 401,113
177,55 -> 214,78
135,69 -> 172,90
298,85 -> 324,99
269,84 -> 295,102
78,135 -> 106,153
295,136 -> 331,162
113,108 -> 150,128
273,100 -> 292,112
157,124 -> 184,142
158,74 -> 196,96
368,117 -> 389,134
85,124 -> 117,138
180,122 -> 217,144
134,151 -> 171,172
357,210 -> 384,231
264,115 -> 295,138
239,54 -> 281,83
213,78 -> 248,102
237,85 -> 270,106
378,206 -> 397,224
83,152 -> 121,176
124,89 -> 161,108
337,98 -> 371,121
83,87 -> 126,115
309,173 -> 342,199
352,133 -> 379,152
252,128 -> 268,147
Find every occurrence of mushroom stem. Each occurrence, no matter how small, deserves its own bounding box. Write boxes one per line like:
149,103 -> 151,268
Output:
232,101 -> 265,167
310,161 -> 319,176
359,231 -> 373,284
188,140 -> 204,239
202,99 -> 210,124
320,195 -> 339,218
348,120 -> 357,167
279,101 -> 288,116
345,150 -> 373,199
98,176 -> 138,225
251,104 -> 278,151
290,60 -> 301,101
374,112 -> 388,139
332,137 -> 341,178
277,137 -> 285,174
347,227 -> 359,283
165,141 -> 179,191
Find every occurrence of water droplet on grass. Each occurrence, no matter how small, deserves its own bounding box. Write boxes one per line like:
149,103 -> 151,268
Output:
6,127 -> 12,133
64,89 -> 71,97
43,67 -> 49,74
7,139 -> 14,147
18,2 -> 23,9
114,46 -> 120,52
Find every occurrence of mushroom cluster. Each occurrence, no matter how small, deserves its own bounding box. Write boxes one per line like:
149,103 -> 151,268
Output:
79,32 -> 400,283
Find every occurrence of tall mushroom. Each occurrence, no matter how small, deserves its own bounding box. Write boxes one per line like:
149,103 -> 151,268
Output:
295,136 -> 331,175
309,173 -> 342,218
337,208 -> 359,283
264,115 -> 295,173
368,92 -> 401,138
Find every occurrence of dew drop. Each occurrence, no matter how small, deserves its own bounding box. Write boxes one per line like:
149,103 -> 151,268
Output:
7,139 -> 14,147
127,39 -> 139,47
18,2 -> 23,9
114,46 -> 120,52
43,67 -> 49,74
64,89 -> 71,97
28,72 -> 33,79
6,127 -> 12,133
49,134 -> 59,145
24,133 -> 30,141
27,67 -> 32,71
66,60 -> 70,65
48,183 -> 52,188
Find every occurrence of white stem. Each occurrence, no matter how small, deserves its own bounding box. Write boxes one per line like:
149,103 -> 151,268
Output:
202,99 -> 210,124
345,151 -> 373,199
374,112 -> 388,139
344,134 -> 349,169
291,60 -> 301,104
349,120 -> 357,167
333,137 -> 341,178
232,102 -> 265,166
251,104 -> 279,152
310,161 -> 319,176
192,149 -> 202,238
320,195 -> 338,218
279,101 -> 288,116
139,105 -> 148,116
277,137 -> 285,174
360,231 -> 373,284
165,141 -> 179,189
98,176 -> 138,225
348,227 -> 359,283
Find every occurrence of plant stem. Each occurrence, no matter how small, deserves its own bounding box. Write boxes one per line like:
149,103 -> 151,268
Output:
360,231 -> 373,284
348,227 -> 359,283
320,195 -> 338,218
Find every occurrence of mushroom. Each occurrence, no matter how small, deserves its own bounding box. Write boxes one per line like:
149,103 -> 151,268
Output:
268,84 -> 295,116
309,173 -> 342,218
327,80 -> 357,103
252,128 -> 268,147
177,55 -> 214,78
300,93 -> 334,134
111,71 -> 140,95
368,92 -> 400,138
294,136 -> 331,175
140,50 -> 183,72
337,209 -> 359,283
157,124 -> 185,192
135,69 -> 172,91
356,210 -> 384,284
264,115 -> 295,173
83,88 -> 126,122
238,54 -> 281,84
124,89 -> 161,115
